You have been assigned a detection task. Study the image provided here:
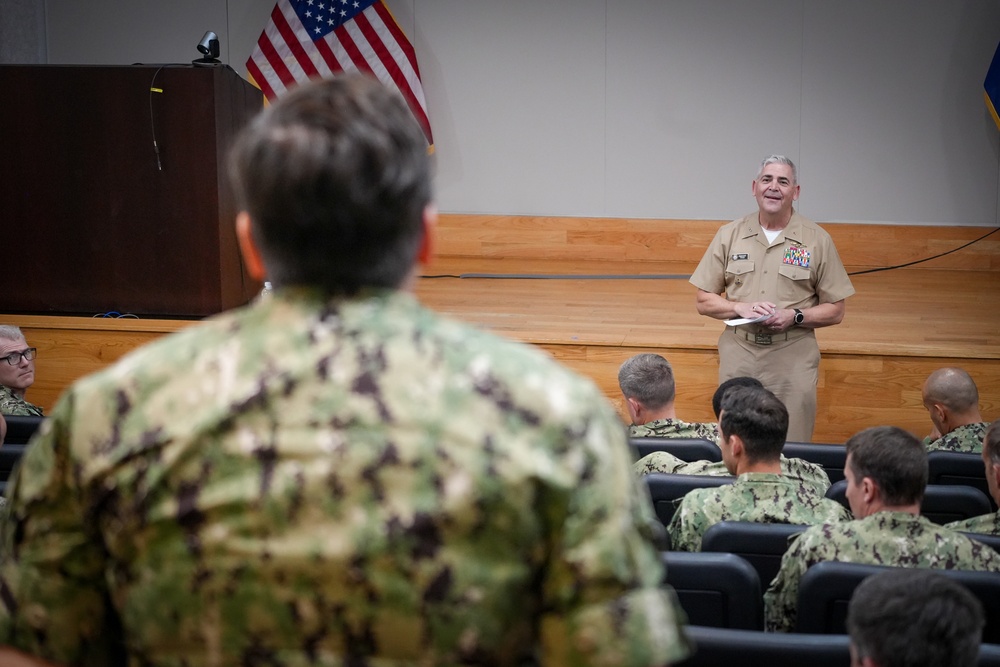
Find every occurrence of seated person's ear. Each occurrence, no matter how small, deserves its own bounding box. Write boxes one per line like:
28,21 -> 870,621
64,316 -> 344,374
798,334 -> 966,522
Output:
416,204 -> 437,265
236,212 -> 266,281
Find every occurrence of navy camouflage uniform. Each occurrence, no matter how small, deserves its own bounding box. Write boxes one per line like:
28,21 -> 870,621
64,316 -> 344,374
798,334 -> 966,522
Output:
924,422 -> 989,454
633,451 -> 832,496
947,511 -> 1000,536
764,511 -> 1000,631
0,384 -> 43,417
628,418 -> 720,444
0,289 -> 691,667
666,472 -> 850,551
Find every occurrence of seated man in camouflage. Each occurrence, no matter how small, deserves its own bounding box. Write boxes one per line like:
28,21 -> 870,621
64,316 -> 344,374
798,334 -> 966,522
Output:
0,326 -> 43,417
667,385 -> 849,551
765,425 -> 1000,632
619,353 -> 719,442
0,76 -> 691,667
632,373 -> 831,494
922,367 -> 989,453
946,418 -> 1000,536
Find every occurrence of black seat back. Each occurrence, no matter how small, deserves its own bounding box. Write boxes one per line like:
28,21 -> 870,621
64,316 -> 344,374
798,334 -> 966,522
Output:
3,415 -> 44,445
929,450 -> 996,510
700,520 -> 807,588
781,442 -> 846,484
675,625 -> 851,667
796,561 -> 1000,643
662,551 -> 763,630
643,473 -> 733,527
630,437 -> 720,463
825,480 -> 992,525
922,485 -> 994,525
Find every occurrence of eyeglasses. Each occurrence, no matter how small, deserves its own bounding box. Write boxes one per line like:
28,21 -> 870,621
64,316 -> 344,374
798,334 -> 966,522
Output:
1,348 -> 36,365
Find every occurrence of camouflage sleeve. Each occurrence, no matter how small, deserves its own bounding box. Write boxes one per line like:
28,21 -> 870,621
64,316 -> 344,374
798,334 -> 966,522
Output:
632,451 -> 686,475
665,490 -> 711,552
763,527 -> 821,632
0,390 -> 118,665
632,454 -> 728,478
539,403 -> 692,667
779,456 -> 831,495
0,392 -> 43,418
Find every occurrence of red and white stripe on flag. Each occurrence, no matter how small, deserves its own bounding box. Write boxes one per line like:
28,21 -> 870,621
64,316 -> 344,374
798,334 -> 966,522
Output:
246,0 -> 433,147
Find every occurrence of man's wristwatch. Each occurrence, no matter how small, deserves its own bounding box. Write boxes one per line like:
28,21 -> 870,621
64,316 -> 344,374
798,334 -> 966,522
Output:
793,308 -> 804,326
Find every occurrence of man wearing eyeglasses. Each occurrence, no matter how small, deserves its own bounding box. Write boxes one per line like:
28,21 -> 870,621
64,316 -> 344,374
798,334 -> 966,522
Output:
0,326 -> 42,417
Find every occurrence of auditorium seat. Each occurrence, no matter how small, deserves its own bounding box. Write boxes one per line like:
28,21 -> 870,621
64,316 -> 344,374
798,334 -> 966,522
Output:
629,437 -> 720,463
700,520 -> 807,588
794,561 -> 1000,643
662,551 -> 763,630
3,414 -> 44,446
781,441 -> 846,484
643,473 -> 733,527
825,480 -> 993,525
0,444 -> 28,486
675,625 -> 851,667
928,450 -> 996,510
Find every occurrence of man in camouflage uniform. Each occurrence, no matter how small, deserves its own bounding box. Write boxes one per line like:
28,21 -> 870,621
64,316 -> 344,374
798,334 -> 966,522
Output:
0,326 -> 43,417
618,353 -> 719,442
922,367 -> 989,453
947,418 -> 1000,536
666,386 -> 849,551
632,375 -> 831,495
0,76 -> 691,667
765,426 -> 1000,632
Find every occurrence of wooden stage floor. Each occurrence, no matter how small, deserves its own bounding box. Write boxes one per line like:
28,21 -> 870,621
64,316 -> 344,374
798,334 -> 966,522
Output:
415,257 -> 1000,444
6,256 -> 998,446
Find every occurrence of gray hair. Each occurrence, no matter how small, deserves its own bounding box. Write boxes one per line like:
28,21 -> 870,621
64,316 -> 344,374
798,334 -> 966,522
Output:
0,326 -> 24,342
756,154 -> 797,184
618,353 -> 675,410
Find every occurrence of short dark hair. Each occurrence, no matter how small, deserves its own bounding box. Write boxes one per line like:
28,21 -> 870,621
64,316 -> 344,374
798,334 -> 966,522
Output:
718,385 -> 787,463
847,568 -> 983,667
228,74 -> 432,295
845,426 -> 927,505
712,376 -> 764,419
618,354 -> 675,410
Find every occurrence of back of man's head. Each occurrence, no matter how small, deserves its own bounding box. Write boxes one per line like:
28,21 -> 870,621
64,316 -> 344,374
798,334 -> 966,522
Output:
923,367 -> 980,414
618,354 -> 675,410
846,568 -> 983,667
228,74 -> 432,296
718,385 -> 787,463
712,376 -> 764,419
845,426 -> 927,506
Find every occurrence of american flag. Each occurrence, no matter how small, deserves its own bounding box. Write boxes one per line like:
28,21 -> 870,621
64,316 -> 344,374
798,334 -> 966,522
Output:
246,0 -> 433,146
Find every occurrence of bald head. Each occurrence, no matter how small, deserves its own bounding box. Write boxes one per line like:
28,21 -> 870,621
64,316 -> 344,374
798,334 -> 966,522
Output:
922,367 -> 983,439
923,368 -> 979,413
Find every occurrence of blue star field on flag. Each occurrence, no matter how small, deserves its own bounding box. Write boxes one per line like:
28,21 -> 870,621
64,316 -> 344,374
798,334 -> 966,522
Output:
292,0 -> 376,39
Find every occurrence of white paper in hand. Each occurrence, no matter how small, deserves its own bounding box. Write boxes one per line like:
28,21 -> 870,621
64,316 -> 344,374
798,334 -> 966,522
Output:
724,312 -> 772,326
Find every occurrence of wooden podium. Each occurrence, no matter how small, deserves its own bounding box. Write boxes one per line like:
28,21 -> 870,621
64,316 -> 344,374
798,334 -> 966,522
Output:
0,64 -> 264,317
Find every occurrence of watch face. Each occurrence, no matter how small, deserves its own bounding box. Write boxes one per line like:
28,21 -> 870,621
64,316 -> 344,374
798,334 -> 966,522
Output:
795,311 -> 804,324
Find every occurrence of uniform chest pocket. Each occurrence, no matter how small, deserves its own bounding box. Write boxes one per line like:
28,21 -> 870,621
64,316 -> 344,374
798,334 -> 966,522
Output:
725,260 -> 755,299
778,264 -> 813,302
